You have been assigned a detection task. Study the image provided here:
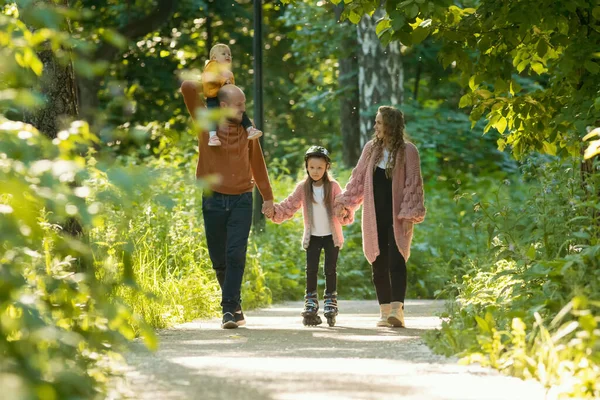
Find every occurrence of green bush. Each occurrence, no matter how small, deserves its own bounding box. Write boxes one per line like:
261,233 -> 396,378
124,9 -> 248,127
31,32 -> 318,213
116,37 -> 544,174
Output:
0,120 -> 156,400
425,157 -> 600,398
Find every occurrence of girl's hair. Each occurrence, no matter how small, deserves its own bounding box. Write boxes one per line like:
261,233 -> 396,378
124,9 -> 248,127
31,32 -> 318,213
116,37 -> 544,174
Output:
371,106 -> 406,178
209,43 -> 231,60
303,154 -> 333,217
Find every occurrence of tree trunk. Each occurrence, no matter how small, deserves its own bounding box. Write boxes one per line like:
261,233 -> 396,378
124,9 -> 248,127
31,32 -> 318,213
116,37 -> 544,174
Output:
24,48 -> 79,139
336,5 -> 361,168
357,7 -> 404,143
20,0 -> 78,139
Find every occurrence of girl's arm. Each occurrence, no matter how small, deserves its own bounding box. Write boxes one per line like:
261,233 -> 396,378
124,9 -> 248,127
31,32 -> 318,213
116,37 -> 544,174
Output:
397,143 -> 426,224
334,141 -> 372,214
270,182 -> 304,224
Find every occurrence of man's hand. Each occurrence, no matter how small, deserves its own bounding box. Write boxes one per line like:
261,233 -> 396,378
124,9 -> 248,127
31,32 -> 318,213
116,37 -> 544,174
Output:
262,200 -> 274,219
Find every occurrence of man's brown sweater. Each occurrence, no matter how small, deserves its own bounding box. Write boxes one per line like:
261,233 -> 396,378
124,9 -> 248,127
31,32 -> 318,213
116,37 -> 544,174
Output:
181,81 -> 273,201
196,122 -> 273,201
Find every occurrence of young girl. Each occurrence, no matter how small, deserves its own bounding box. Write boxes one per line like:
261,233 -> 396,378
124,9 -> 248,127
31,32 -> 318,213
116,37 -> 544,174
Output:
202,43 -> 262,146
265,146 -> 352,326
335,106 -> 426,328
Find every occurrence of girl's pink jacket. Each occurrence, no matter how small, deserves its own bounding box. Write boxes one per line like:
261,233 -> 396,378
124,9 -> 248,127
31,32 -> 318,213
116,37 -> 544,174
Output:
271,180 -> 352,249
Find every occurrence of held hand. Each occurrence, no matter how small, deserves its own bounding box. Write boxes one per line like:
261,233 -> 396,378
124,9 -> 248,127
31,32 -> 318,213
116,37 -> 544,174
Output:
262,200 -> 274,219
334,204 -> 348,219
264,208 -> 274,219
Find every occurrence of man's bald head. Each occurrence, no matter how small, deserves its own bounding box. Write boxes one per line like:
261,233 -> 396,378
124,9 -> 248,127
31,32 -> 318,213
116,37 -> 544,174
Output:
217,84 -> 246,124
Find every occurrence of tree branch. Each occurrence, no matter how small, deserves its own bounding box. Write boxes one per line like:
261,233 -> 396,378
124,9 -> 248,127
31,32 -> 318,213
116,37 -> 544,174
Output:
94,0 -> 179,62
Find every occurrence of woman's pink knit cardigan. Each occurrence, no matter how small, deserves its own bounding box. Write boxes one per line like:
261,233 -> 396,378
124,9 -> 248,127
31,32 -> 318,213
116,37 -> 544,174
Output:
335,141 -> 426,263
271,180 -> 352,249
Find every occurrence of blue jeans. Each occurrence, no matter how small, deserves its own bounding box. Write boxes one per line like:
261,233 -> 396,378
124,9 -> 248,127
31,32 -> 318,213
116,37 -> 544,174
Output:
202,191 -> 253,314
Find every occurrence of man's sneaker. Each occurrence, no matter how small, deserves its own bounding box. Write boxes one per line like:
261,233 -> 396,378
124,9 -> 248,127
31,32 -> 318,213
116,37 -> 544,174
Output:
221,312 -> 238,329
234,310 -> 246,326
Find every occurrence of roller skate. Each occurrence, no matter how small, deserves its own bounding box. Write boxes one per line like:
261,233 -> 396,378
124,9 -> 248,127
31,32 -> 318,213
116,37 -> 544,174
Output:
323,292 -> 338,327
301,292 -> 322,326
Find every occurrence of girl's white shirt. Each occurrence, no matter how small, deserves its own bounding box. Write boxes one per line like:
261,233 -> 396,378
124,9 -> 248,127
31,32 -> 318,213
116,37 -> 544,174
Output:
311,184 -> 332,236
377,148 -> 390,169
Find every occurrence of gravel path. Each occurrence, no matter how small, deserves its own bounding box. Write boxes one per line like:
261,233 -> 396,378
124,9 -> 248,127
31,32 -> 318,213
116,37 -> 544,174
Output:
122,300 -> 546,400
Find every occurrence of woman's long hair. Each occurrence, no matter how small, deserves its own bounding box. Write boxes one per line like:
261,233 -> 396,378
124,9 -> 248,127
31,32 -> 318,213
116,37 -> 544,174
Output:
371,106 -> 406,178
303,156 -> 333,217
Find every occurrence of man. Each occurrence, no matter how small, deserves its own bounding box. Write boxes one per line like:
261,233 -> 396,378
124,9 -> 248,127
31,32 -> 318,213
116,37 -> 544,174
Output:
181,82 -> 274,329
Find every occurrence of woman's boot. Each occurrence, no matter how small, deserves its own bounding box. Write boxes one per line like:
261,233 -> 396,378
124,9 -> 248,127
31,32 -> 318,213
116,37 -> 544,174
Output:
387,301 -> 405,327
377,303 -> 391,327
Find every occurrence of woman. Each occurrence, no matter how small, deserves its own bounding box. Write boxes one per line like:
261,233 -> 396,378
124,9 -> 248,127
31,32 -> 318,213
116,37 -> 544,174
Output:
335,106 -> 426,327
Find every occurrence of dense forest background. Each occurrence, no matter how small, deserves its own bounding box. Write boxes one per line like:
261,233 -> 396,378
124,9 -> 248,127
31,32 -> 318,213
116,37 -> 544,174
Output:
1,0 -> 599,398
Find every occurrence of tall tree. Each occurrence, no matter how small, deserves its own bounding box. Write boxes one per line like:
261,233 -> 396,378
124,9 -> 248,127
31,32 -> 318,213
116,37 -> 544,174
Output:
356,7 -> 404,143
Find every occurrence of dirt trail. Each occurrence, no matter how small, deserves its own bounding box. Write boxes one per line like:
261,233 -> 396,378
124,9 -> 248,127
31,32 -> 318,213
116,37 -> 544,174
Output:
122,300 -> 546,400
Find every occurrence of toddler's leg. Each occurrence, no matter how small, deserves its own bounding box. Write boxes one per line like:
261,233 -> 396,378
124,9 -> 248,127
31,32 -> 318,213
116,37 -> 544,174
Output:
206,97 -> 221,146
242,112 -> 263,140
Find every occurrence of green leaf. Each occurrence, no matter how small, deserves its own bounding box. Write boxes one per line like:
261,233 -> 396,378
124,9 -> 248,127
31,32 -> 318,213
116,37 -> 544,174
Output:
592,7 -> 600,20
391,14 -> 407,31
494,79 -> 508,94
475,89 -> 493,99
395,30 -> 413,46
494,117 -> 508,134
468,75 -> 478,90
584,60 -> 600,74
497,138 -> 506,151
536,40 -> 548,58
348,11 -> 361,24
411,26 -> 430,44
509,80 -> 522,95
376,18 -> 391,36
542,141 -> 557,155
531,62 -> 545,75
475,315 -> 490,333
516,59 -> 529,73
526,245 -> 536,260
459,94 -> 472,108
406,4 -> 419,19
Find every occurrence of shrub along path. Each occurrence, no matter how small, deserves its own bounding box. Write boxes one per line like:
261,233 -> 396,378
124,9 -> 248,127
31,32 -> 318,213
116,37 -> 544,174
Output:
122,300 -> 546,400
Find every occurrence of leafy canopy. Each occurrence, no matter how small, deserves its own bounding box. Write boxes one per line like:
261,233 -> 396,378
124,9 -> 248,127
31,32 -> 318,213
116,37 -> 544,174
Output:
311,0 -> 600,159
